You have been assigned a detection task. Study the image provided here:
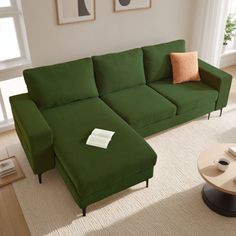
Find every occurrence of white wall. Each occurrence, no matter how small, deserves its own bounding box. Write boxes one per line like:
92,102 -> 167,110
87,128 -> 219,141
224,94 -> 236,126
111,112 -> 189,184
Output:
21,0 -> 197,67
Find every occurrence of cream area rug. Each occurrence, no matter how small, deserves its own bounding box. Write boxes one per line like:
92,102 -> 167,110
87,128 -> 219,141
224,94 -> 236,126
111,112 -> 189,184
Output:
10,81 -> 236,236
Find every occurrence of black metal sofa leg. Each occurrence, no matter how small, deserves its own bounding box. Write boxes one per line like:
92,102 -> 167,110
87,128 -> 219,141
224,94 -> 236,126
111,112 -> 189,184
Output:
82,208 -> 86,217
208,113 -> 211,120
81,180 -> 149,217
208,108 -> 223,120
38,174 -> 42,184
81,178 -> 150,216
220,108 -> 223,117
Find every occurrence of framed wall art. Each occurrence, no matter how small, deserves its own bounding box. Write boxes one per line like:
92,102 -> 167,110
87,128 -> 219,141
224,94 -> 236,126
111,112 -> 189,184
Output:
114,0 -> 151,12
57,0 -> 95,24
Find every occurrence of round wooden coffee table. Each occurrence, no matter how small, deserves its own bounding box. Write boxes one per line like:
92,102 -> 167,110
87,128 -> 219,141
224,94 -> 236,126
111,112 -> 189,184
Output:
198,143 -> 236,217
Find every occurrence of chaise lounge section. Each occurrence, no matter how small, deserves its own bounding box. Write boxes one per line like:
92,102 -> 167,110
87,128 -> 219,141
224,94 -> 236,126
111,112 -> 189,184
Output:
42,97 -> 157,214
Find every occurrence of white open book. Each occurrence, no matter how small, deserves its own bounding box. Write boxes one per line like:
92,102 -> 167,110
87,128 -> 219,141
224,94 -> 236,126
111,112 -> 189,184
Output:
91,128 -> 115,139
86,128 -> 115,149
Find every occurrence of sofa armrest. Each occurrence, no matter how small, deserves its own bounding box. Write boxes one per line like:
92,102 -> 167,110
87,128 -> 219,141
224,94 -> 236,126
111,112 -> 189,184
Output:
198,59 -> 232,110
10,93 -> 55,174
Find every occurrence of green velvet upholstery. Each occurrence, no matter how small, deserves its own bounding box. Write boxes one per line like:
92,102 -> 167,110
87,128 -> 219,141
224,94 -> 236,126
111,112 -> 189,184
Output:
143,40 -> 186,82
42,98 -> 157,208
93,48 -> 145,95
149,80 -> 218,115
10,39 -> 232,213
10,94 -> 55,174
136,103 -> 216,137
24,58 -> 98,109
102,85 -> 177,128
199,59 -> 232,109
56,157 -> 154,208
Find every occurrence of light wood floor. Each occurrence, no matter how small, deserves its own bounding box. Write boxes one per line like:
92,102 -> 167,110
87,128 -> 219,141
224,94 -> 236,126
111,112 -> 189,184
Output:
0,131 -> 31,236
222,65 -> 236,76
0,65 -> 235,236
0,185 -> 31,236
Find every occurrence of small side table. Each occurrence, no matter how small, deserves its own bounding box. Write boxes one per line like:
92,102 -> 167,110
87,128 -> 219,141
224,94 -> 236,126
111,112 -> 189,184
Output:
198,143 -> 236,217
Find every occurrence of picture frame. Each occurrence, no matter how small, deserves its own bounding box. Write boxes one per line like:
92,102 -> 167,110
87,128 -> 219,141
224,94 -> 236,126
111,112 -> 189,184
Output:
57,0 -> 96,24
114,0 -> 151,12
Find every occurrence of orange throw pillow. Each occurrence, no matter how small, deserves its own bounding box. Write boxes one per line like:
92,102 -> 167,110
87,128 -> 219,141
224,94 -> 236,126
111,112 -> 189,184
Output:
170,51 -> 200,84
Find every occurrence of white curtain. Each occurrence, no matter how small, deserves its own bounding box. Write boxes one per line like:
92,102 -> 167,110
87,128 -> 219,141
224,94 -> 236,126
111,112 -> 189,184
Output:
192,0 -> 232,67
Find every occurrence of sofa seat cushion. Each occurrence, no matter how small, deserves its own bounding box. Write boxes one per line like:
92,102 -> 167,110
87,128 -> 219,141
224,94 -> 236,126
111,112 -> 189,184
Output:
149,80 -> 218,115
102,85 -> 177,128
42,98 -> 157,199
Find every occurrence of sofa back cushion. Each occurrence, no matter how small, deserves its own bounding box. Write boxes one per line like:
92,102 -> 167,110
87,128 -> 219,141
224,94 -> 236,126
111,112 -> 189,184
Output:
93,48 -> 146,96
143,40 -> 186,83
24,58 -> 98,109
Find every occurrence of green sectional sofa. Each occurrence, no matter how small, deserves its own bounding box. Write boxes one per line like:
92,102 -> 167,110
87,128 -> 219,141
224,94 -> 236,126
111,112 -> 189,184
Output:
10,40 -> 232,216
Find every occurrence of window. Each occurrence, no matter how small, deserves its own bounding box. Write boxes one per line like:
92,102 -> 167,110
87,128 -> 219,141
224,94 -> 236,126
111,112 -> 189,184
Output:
0,17 -> 21,61
0,0 -> 31,70
1,77 -> 27,118
0,0 -> 11,8
0,77 -> 27,129
0,106 -> 4,122
224,1 -> 236,51
0,0 -> 30,132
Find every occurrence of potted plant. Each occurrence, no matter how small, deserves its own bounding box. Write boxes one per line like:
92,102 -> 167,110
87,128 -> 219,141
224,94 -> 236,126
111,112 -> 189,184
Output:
223,13 -> 236,47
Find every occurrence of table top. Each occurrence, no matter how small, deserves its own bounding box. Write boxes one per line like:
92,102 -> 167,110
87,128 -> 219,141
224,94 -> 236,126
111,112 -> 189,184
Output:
198,143 -> 236,195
